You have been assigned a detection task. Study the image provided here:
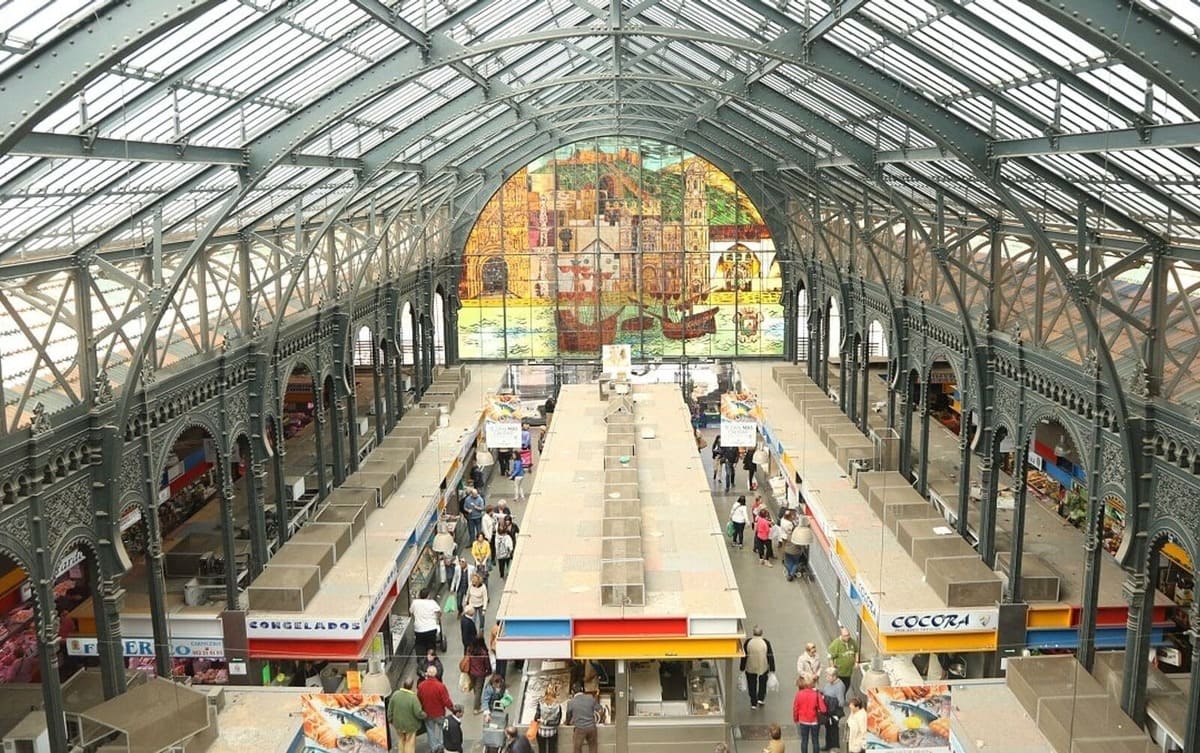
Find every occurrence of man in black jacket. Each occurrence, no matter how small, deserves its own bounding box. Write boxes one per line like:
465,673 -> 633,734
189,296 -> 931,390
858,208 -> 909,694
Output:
443,705 -> 465,753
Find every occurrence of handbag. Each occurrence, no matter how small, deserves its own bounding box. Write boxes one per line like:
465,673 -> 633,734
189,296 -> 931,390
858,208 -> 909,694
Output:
525,720 -> 539,740
459,655 -> 470,673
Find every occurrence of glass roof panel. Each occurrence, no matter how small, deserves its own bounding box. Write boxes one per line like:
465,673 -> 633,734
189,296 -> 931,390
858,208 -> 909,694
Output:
974,0 -> 1105,63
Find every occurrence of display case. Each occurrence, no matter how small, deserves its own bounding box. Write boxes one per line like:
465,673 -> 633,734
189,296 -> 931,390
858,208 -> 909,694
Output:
629,660 -> 723,718
686,668 -> 722,717
407,545 -> 440,599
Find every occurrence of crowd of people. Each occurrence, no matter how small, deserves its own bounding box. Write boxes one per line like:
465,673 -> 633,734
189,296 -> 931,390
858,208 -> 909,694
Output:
389,397 -> 871,753
739,626 -> 868,753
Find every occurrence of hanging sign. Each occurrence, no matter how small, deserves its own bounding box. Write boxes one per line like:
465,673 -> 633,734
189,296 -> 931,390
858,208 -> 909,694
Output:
482,393 -> 523,449
66,636 -> 225,658
719,391 -> 760,447
877,608 -> 999,635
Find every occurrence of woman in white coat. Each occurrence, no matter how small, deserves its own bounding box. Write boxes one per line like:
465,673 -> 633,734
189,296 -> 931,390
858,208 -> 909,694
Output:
728,495 -> 748,549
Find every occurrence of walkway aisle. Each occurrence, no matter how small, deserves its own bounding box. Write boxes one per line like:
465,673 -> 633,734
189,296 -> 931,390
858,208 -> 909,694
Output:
701,427 -> 842,750
425,423 -> 847,752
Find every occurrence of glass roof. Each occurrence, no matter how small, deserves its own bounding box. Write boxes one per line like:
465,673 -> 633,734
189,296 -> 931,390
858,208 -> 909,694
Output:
0,0 -> 1197,424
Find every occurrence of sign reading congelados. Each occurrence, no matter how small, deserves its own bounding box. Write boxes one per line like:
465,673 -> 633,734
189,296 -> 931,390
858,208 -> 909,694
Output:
245,618 -> 365,640
878,608 -> 999,635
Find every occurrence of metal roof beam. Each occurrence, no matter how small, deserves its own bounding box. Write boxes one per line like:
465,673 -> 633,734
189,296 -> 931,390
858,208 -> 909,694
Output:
805,0 -> 870,43
1025,0 -> 1200,118
350,0 -> 430,47
7,132 -> 396,171
991,122 -> 1200,158
0,0 -> 222,155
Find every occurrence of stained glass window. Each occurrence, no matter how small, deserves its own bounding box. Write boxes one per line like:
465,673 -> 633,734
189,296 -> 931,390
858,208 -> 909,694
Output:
457,138 -> 784,359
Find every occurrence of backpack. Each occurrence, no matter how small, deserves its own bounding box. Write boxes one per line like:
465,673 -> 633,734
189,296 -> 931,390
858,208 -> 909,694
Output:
496,533 -> 514,560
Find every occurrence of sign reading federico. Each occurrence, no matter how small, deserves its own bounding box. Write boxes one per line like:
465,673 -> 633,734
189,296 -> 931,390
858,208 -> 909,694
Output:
457,138 -> 785,359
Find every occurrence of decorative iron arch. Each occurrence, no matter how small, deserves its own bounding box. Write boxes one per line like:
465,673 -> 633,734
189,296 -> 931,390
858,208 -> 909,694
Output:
1020,404 -> 1091,477
151,414 -> 229,497
276,353 -> 322,413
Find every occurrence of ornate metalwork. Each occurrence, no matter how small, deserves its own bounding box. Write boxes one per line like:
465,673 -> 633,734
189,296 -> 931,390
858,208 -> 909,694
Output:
1100,438 -> 1127,492
93,370 -> 114,406
1155,472 -> 1199,540
45,479 -> 93,550
29,403 -> 52,435
1128,359 -> 1150,399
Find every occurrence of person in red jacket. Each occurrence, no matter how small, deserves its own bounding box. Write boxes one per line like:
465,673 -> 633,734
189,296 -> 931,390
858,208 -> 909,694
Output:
417,665 -> 455,752
792,675 -> 827,753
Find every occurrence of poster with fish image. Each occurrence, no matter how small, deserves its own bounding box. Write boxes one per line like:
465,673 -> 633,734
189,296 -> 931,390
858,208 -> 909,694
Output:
300,693 -> 388,752
483,393 -> 524,449
719,391 -> 760,447
866,684 -> 952,752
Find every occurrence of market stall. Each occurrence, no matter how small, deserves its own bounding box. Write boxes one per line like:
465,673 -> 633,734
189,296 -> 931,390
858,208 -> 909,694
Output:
496,383 -> 743,753
239,365 -> 503,685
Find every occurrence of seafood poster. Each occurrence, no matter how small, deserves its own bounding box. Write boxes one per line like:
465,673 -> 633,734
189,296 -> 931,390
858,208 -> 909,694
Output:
719,391 -> 760,447
866,684 -> 952,752
483,393 -> 523,449
300,693 -> 389,752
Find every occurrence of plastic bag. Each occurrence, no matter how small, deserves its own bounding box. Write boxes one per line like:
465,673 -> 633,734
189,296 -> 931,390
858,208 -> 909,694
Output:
443,593 -> 458,613
725,520 -> 736,538
766,672 -> 779,693
500,692 -> 514,709
737,672 -> 747,692
459,672 -> 472,692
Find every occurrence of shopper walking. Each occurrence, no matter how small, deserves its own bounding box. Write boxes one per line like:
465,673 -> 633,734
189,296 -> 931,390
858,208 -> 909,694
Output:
388,677 -> 426,753
496,522 -> 516,578
711,435 -> 723,481
489,621 -> 507,679
742,446 -> 758,490
533,688 -> 563,753
739,626 -> 776,709
464,487 -> 487,540
416,648 -> 444,680
510,453 -> 526,500
729,495 -> 748,549
472,534 -> 492,579
417,665 -> 455,753
722,445 -> 739,492
411,587 -> 443,657
503,725 -> 535,753
481,673 -> 508,720
443,705 -> 466,753
565,684 -> 599,753
819,668 -> 846,751
845,697 -> 868,753
828,626 -> 859,690
781,512 -> 813,582
796,642 -> 822,685
482,505 -> 498,563
466,638 -> 493,714
754,508 -> 774,567
466,573 -> 489,631
461,606 -> 479,649
792,676 -> 827,753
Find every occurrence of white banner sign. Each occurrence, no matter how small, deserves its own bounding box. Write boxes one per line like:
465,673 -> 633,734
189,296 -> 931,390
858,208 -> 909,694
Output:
483,393 -> 523,449
66,636 -> 225,658
877,608 -> 999,635
719,392 -> 760,447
